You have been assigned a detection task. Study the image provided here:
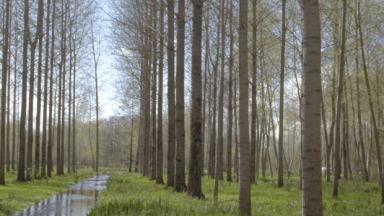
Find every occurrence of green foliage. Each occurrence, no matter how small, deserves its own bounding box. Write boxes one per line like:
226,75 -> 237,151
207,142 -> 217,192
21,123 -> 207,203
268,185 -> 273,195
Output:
0,169 -> 94,216
90,172 -> 384,216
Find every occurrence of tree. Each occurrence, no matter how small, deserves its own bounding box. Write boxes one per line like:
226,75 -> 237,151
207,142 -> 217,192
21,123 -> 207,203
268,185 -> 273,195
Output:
188,0 -> 204,199
277,0 -> 286,188
150,0 -> 158,180
214,0 -> 226,201
25,0 -> 44,180
0,0 -> 11,185
238,0 -> 251,214
167,0 -> 176,187
47,0 -> 57,178
156,0 -> 165,184
301,0 -> 323,214
357,0 -> 384,204
333,0 -> 347,197
41,0 -> 52,178
17,0 -> 30,182
34,0 -> 45,179
91,20 -> 101,173
226,0 -> 234,182
250,0 -> 258,184
175,0 -> 186,192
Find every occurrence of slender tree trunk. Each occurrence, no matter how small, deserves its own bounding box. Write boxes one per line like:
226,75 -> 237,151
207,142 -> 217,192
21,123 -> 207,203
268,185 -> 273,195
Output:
11,11 -> 19,172
333,0 -> 347,197
129,113 -> 134,172
17,0 -> 30,182
250,0 -> 258,184
226,0 -> 234,182
357,0 -> 384,204
238,0 -> 251,214
150,0 -> 158,180
277,0 -> 286,188
47,0 -> 56,178
354,3 -> 368,182
188,0 -> 204,199
67,26 -> 73,174
0,0 -> 10,184
175,0 -> 186,192
156,0 -> 164,184
34,0 -> 45,179
214,0 -> 226,201
92,28 -> 100,174
167,0 -> 176,187
234,69 -> 239,182
41,0 -> 51,178
72,40 -> 77,173
210,19 -> 220,179
301,0 -> 323,214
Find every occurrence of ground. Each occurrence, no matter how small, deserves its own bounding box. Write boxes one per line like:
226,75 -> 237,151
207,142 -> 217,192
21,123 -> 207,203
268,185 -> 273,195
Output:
0,169 -> 94,216
90,172 -> 384,216
1,170 -> 382,215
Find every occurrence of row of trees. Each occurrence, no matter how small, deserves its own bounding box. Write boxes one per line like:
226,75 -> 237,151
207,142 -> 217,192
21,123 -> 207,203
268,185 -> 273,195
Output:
112,0 -> 384,215
110,0 -> 361,215
0,0 -> 100,184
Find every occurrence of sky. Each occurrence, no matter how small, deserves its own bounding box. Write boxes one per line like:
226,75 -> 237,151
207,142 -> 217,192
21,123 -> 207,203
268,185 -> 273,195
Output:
95,0 -> 121,119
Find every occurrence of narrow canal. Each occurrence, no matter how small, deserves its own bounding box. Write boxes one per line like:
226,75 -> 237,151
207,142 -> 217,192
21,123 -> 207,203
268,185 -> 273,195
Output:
14,175 -> 110,216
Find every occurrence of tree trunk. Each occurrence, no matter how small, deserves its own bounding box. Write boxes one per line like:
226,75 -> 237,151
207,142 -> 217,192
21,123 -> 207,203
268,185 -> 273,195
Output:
188,0 -> 204,199
41,0 -> 51,178
34,0 -> 45,179
354,3 -> 368,182
277,0 -> 286,188
238,0 -> 251,214
214,0 -> 226,201
301,0 -> 323,214
250,0 -> 258,184
357,0 -> 384,204
226,0 -> 234,182
0,0 -> 10,184
47,0 -> 56,178
150,0 -> 158,180
333,0 -> 347,197
156,0 -> 164,184
175,0 -> 186,192
167,0 -> 176,187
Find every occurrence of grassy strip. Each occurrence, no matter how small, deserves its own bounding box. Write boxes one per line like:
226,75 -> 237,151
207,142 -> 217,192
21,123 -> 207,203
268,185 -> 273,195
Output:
0,169 -> 95,216
90,172 -> 384,216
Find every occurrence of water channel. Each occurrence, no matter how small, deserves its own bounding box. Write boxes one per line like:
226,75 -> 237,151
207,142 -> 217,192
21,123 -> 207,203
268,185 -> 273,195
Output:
13,175 -> 110,216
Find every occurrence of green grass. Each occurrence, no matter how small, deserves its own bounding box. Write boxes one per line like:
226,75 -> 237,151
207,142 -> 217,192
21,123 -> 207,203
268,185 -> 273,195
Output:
0,169 -> 95,216
90,172 -> 384,216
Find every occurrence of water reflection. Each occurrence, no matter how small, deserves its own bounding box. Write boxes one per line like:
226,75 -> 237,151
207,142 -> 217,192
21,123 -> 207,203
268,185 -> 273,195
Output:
14,175 -> 110,216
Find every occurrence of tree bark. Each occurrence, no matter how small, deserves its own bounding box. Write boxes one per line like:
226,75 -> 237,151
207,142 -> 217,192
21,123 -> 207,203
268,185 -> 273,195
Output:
175,0 -> 186,192
188,0 -> 204,199
238,0 -> 251,214
333,0 -> 347,197
357,0 -> 384,204
250,0 -> 258,184
167,0 -> 176,187
277,0 -> 286,188
0,0 -> 10,184
47,0 -> 56,178
301,0 -> 323,214
156,0 -> 165,184
41,0 -> 51,178
226,0 -> 234,182
214,0 -> 226,201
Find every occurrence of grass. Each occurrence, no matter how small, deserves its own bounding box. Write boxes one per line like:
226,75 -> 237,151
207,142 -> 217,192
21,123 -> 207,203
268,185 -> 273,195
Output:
0,169 -> 95,216
90,172 -> 384,216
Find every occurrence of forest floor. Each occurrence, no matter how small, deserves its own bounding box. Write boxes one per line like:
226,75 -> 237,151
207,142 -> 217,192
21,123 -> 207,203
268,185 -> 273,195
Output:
90,172 -> 384,216
0,169 -> 95,216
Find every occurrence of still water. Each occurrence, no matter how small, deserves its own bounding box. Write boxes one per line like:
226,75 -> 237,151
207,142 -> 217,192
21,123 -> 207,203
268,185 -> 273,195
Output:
13,175 -> 110,216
